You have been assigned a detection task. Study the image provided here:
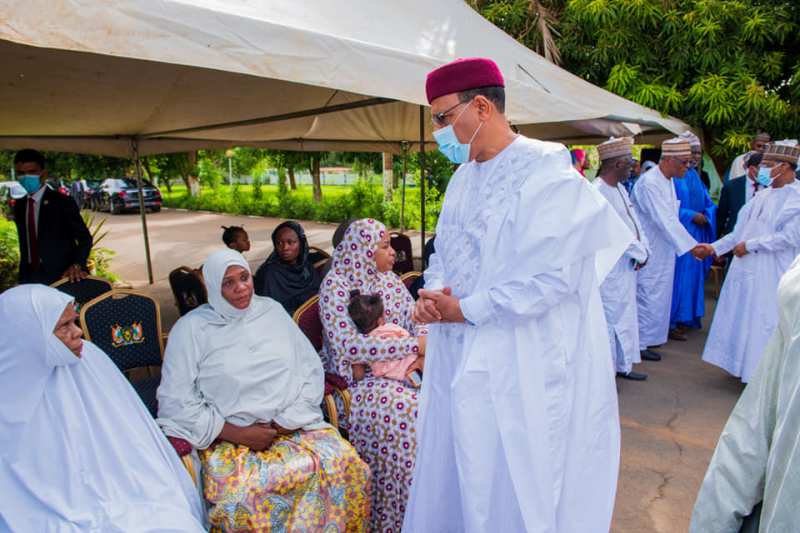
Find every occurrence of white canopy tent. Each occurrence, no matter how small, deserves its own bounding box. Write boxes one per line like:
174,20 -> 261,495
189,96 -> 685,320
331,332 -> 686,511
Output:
0,0 -> 690,282
0,0 -> 688,155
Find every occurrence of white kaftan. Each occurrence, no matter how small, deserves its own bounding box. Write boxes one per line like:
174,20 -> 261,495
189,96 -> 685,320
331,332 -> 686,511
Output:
0,285 -> 205,532
702,180 -> 800,383
691,254 -> 800,532
403,136 -> 632,533
727,152 -> 747,181
631,165 -> 697,348
594,178 -> 650,374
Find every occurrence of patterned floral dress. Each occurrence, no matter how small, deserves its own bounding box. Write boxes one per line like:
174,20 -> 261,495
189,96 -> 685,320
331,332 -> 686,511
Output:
202,428 -> 371,533
319,219 -> 422,533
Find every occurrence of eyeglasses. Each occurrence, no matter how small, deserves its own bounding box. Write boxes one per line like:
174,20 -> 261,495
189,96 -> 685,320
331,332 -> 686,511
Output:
431,101 -> 467,128
678,159 -> 692,167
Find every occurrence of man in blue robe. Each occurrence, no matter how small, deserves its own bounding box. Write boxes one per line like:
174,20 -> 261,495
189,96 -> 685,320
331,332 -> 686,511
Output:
670,132 -> 716,336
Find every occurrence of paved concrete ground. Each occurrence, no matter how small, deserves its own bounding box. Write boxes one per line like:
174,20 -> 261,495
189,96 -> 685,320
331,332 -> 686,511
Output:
100,208 -> 743,532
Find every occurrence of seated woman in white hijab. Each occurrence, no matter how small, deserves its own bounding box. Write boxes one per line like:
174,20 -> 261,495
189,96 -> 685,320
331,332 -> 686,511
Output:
157,249 -> 371,533
0,285 -> 205,532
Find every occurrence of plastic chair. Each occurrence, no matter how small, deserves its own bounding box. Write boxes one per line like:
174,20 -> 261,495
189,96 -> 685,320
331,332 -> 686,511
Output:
390,232 -> 414,275
292,295 -> 351,430
168,266 -> 207,316
79,289 -> 164,417
51,276 -> 113,312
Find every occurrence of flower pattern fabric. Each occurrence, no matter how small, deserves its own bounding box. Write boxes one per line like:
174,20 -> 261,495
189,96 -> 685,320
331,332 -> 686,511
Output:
202,428 -> 370,533
319,219 -> 422,532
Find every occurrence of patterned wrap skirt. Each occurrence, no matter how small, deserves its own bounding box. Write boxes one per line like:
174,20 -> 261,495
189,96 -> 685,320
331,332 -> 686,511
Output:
201,428 -> 371,532
349,376 -> 418,533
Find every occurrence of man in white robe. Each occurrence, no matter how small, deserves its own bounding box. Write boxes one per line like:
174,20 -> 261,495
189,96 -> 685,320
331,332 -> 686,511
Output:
631,138 -> 698,361
403,57 -> 633,533
727,131 -> 771,182
690,253 -> 800,532
594,137 -> 650,381
693,141 -> 800,383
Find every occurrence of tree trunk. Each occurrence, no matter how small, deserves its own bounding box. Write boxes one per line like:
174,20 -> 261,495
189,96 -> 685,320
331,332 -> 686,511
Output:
288,167 -> 297,190
277,165 -> 288,193
382,152 -> 393,201
142,157 -> 156,185
311,156 -> 322,203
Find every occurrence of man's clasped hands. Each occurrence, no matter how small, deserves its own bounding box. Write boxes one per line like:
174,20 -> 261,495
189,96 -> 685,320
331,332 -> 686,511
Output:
413,287 -> 466,325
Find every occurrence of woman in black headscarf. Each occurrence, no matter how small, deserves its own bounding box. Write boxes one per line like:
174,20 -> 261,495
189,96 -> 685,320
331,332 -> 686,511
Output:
254,221 -> 322,315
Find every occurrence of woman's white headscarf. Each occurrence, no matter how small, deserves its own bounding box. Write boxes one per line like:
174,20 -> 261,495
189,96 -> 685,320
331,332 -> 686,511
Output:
0,285 -> 76,450
202,248 -> 252,322
0,285 -> 205,531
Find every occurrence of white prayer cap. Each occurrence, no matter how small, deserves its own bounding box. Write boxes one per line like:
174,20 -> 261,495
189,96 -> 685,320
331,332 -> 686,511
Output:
597,137 -> 633,161
661,137 -> 692,159
678,131 -> 702,150
763,140 -> 800,165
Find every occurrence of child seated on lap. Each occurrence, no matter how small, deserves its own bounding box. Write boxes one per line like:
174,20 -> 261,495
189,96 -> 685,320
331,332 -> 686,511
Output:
348,291 -> 424,387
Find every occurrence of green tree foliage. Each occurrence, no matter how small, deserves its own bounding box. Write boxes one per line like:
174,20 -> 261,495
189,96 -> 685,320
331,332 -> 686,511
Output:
472,0 -> 566,63
472,0 -> 800,164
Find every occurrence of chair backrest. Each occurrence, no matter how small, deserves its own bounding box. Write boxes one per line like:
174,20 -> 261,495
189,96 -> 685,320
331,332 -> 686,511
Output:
80,289 -> 164,372
50,276 -> 113,312
168,266 -> 207,316
390,232 -> 414,275
400,271 -> 422,291
292,295 -> 323,353
308,246 -> 331,265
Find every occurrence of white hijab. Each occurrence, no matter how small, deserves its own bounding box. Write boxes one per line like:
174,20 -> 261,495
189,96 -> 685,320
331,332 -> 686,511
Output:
202,248 -> 252,322
0,285 -> 205,532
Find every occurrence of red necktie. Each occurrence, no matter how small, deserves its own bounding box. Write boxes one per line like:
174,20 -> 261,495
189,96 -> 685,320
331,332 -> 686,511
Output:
27,197 -> 40,270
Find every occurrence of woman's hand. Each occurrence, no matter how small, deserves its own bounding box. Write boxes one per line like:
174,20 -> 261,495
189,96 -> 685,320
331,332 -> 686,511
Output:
220,422 -> 277,451
417,335 -> 427,355
406,355 -> 425,375
271,421 -> 295,436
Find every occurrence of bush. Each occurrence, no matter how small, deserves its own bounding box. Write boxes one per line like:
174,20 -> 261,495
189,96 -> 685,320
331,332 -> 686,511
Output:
0,218 -> 19,293
162,183 -> 442,231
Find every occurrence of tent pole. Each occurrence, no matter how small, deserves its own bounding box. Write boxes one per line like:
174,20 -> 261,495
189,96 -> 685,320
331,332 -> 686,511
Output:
132,139 -> 154,284
400,141 -> 408,233
419,105 -> 426,256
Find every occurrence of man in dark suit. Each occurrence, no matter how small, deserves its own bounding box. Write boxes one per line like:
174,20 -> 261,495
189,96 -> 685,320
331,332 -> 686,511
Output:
13,149 -> 93,285
717,151 -> 763,237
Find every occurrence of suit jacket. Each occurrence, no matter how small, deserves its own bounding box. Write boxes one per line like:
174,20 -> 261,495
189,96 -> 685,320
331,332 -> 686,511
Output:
14,187 -> 93,285
716,176 -> 747,238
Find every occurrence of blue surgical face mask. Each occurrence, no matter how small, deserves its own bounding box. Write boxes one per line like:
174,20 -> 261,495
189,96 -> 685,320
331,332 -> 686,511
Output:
756,166 -> 775,187
433,102 -> 483,164
17,174 -> 42,194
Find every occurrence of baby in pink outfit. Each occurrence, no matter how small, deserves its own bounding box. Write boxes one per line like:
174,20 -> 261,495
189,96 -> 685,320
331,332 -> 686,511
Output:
348,292 -> 423,386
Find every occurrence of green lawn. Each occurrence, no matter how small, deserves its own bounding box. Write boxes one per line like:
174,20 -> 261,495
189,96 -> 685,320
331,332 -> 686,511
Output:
162,183 -> 376,202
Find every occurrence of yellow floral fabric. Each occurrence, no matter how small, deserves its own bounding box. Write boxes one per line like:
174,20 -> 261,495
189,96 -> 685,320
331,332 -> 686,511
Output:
202,428 -> 370,532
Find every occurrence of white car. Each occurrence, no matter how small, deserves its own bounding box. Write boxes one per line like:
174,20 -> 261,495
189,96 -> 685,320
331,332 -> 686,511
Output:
0,180 -> 27,200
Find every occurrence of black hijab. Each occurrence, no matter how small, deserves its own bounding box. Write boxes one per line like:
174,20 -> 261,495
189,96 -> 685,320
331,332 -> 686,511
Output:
253,221 -> 321,315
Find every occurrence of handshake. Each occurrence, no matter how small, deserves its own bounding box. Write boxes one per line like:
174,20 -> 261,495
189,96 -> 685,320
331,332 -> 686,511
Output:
691,242 -> 749,260
412,287 -> 466,325
690,243 -> 715,261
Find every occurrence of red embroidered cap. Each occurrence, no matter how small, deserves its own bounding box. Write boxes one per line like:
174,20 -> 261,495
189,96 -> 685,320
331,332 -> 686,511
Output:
425,57 -> 505,104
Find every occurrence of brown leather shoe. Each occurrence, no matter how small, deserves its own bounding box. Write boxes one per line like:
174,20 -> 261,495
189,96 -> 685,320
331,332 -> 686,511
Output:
669,329 -> 688,341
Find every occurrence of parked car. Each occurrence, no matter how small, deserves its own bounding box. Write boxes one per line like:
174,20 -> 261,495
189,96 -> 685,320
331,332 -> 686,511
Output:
85,180 -> 103,210
94,178 -> 162,214
46,178 -> 70,197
